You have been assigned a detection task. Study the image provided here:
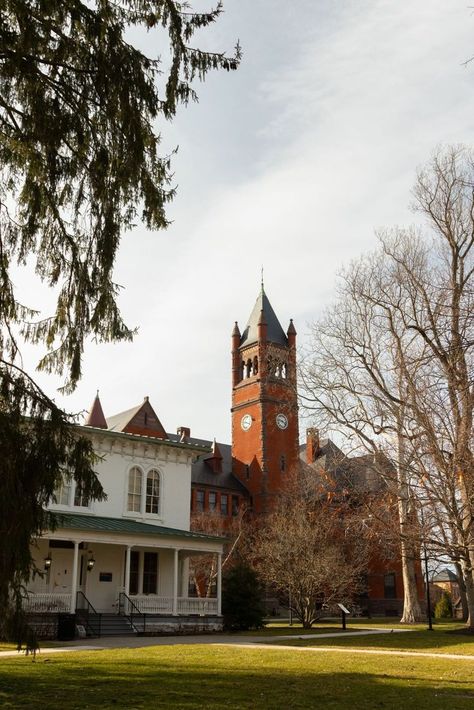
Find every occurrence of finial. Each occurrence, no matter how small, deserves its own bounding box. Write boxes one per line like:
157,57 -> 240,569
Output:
261,265 -> 264,292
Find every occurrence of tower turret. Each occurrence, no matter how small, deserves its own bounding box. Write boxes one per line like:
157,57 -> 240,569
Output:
231,285 -> 299,513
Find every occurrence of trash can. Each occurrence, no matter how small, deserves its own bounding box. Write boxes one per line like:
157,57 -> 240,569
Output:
57,613 -> 76,641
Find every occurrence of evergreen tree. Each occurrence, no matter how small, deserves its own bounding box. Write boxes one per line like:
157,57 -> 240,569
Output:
0,1 -> 239,642
222,563 -> 265,631
434,592 -> 453,620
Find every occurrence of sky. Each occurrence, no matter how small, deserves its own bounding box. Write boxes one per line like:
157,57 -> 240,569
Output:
18,0 -> 474,443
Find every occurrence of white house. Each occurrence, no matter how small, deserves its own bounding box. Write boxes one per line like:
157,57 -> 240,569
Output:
25,395 -> 225,635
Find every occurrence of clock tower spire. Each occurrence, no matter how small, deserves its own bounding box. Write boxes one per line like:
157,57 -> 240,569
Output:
231,285 -> 300,513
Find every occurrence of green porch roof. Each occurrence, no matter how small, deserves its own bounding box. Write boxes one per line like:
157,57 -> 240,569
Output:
50,512 -> 224,544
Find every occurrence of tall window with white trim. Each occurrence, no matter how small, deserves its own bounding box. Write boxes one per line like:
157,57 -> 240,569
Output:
128,466 -> 143,513
145,470 -> 160,514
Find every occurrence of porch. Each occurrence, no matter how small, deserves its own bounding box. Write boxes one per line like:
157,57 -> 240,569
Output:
27,513 -> 224,634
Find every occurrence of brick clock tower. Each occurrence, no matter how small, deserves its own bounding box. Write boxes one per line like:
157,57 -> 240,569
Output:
231,284 -> 299,513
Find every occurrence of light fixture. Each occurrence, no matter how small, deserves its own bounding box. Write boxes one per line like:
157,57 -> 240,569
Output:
86,555 -> 95,572
44,554 -> 52,571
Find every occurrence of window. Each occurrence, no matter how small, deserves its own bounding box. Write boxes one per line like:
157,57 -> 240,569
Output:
220,494 -> 228,516
55,480 -> 72,506
384,573 -> 397,599
143,552 -> 158,594
146,470 -> 160,514
196,490 -> 205,512
209,491 -> 217,511
129,551 -> 139,595
232,495 -> 239,516
245,464 -> 250,480
128,467 -> 143,513
280,455 -> 286,473
73,486 -> 89,508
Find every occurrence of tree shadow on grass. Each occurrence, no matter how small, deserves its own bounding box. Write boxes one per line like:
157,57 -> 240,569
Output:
0,646 -> 474,709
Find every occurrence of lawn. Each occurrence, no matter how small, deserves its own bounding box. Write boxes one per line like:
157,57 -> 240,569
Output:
1,642 -> 474,709
275,624 -> 474,656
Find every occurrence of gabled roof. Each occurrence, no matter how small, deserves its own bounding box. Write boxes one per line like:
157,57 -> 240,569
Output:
107,397 -> 167,439
51,512 -> 224,542
432,568 -> 458,583
240,287 -> 288,348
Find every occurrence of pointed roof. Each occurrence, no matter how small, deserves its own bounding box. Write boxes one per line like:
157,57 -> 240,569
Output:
106,397 -> 167,439
240,286 -> 287,348
85,392 -> 108,429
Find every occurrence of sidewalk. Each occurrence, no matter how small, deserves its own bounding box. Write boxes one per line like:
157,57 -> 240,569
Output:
0,628 -> 410,658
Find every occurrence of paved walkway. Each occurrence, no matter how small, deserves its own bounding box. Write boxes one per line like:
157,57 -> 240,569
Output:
3,627 -> 474,662
0,629 -> 406,657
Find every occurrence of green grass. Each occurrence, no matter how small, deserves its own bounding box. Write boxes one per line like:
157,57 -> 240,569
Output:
1,643 -> 474,709
277,625 -> 474,656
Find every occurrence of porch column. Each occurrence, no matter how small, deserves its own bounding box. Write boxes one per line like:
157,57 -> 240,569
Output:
124,545 -> 132,615
124,545 -> 132,596
217,552 -> 222,616
70,541 -> 79,613
172,548 -> 179,616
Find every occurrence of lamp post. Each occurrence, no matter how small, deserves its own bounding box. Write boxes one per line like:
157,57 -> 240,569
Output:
44,554 -> 52,571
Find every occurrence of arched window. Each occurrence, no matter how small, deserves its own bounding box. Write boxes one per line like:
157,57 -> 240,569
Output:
253,356 -> 258,375
280,455 -> 286,473
128,466 -> 143,512
146,470 -> 160,514
246,359 -> 252,378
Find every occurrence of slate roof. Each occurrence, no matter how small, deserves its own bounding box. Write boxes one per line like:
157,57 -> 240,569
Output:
50,512 -> 224,542
300,438 -> 389,494
432,568 -> 459,583
240,287 -> 288,348
167,434 -> 249,494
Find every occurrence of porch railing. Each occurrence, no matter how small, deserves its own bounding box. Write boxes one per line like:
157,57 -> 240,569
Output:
127,595 -> 174,614
122,595 -> 218,615
23,593 -> 72,613
178,597 -> 218,615
118,592 -> 146,633
76,591 -> 102,637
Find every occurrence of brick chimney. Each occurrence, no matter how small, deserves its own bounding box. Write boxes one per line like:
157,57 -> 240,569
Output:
177,426 -> 190,443
306,427 -> 320,463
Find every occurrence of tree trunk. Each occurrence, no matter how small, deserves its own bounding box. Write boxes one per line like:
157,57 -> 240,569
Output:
397,426 -> 423,623
454,561 -> 469,622
460,557 -> 474,631
399,544 -> 423,623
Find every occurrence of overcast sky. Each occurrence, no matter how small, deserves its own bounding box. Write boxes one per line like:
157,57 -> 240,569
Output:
22,0 -> 474,442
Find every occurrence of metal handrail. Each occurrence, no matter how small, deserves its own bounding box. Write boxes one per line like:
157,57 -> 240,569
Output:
118,591 -> 146,633
75,591 -> 102,637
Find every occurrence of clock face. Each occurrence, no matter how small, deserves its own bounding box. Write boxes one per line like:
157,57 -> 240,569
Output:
276,413 -> 288,430
241,414 -> 252,431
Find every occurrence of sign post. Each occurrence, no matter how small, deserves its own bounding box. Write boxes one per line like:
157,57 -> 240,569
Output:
337,603 -> 350,631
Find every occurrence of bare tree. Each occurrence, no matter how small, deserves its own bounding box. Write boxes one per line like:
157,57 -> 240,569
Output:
249,472 -> 368,628
301,146 -> 474,628
189,507 -> 247,598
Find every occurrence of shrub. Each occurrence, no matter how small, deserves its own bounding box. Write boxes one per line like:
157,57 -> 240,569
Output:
434,592 -> 452,619
222,563 -> 265,631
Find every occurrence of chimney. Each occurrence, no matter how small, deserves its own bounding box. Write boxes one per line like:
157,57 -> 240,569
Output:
306,427 -> 320,463
177,426 -> 190,443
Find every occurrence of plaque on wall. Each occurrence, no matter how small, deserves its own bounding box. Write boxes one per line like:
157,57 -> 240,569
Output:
99,572 -> 113,582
